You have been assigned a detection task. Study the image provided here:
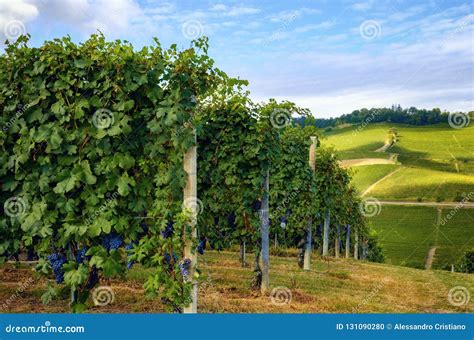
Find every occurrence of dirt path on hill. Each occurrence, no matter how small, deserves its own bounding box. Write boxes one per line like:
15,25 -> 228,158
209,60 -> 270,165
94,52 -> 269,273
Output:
378,201 -> 474,208
361,166 -> 403,196
425,247 -> 437,270
340,158 -> 396,167
375,140 -> 392,152
425,209 -> 442,270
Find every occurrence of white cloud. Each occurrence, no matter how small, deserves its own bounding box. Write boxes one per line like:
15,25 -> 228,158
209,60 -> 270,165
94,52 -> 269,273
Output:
209,4 -> 260,17
0,0 -> 39,41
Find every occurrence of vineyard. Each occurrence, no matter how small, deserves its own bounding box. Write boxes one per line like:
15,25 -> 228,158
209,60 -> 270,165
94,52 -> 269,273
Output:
0,34 -> 387,313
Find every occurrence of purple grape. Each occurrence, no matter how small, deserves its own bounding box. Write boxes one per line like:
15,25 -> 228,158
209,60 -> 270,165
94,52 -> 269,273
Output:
75,247 -> 89,263
161,220 -> 173,239
197,238 -> 206,255
180,258 -> 191,278
102,233 -> 123,251
47,252 -> 66,283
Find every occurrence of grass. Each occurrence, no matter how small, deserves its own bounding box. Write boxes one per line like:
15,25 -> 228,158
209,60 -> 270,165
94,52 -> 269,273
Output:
323,123 -> 474,201
367,167 -> 474,201
350,164 -> 400,193
1,250 -> 473,313
322,124 -> 389,154
435,209 -> 474,269
368,205 -> 474,270
368,206 -> 437,269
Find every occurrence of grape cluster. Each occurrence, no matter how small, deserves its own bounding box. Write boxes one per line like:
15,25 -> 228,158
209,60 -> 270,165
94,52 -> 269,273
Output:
75,247 -> 89,264
161,220 -> 173,238
140,221 -> 148,234
179,258 -> 191,278
47,252 -> 66,283
227,213 -> 236,230
252,200 -> 261,211
102,233 -> 123,251
163,252 -> 178,272
197,237 -> 206,255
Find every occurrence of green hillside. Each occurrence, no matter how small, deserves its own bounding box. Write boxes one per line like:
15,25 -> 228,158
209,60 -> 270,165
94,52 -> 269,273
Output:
324,122 -> 474,270
368,206 -> 474,269
324,123 -> 474,201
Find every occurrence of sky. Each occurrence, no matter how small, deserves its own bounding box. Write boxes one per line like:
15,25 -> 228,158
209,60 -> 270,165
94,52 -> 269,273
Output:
0,0 -> 472,118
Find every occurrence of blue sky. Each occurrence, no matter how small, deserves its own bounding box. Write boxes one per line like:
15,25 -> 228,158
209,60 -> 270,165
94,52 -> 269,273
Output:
0,0 -> 472,117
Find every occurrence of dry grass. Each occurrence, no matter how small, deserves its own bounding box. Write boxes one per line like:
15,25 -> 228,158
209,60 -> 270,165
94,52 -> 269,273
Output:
1,250 -> 473,313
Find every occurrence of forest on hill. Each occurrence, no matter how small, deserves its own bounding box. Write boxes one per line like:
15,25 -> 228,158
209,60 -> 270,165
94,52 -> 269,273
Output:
297,105 -> 473,129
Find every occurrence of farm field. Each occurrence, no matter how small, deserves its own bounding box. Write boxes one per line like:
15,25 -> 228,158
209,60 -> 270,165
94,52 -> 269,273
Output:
350,164 -> 400,194
326,122 -> 474,271
324,123 -> 474,201
1,250 -> 473,313
368,206 -> 474,269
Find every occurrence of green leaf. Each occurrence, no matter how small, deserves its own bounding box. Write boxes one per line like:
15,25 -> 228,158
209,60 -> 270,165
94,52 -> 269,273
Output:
63,263 -> 89,290
53,175 -> 78,194
116,173 -> 135,196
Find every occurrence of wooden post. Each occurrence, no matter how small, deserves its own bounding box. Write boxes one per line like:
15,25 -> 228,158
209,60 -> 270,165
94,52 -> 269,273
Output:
240,241 -> 247,267
304,136 -> 317,270
345,225 -> 351,259
322,210 -> 330,256
183,133 -> 198,313
260,170 -> 270,294
354,230 -> 359,260
335,225 -> 340,258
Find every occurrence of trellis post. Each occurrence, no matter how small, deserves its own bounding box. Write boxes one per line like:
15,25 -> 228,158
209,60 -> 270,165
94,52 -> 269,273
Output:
304,136 -> 317,270
260,170 -> 270,293
183,132 -> 198,313
322,210 -> 330,256
354,230 -> 359,260
345,225 -> 351,259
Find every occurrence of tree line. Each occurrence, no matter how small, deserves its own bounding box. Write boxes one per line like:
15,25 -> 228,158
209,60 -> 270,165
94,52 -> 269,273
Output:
296,105 -> 471,129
